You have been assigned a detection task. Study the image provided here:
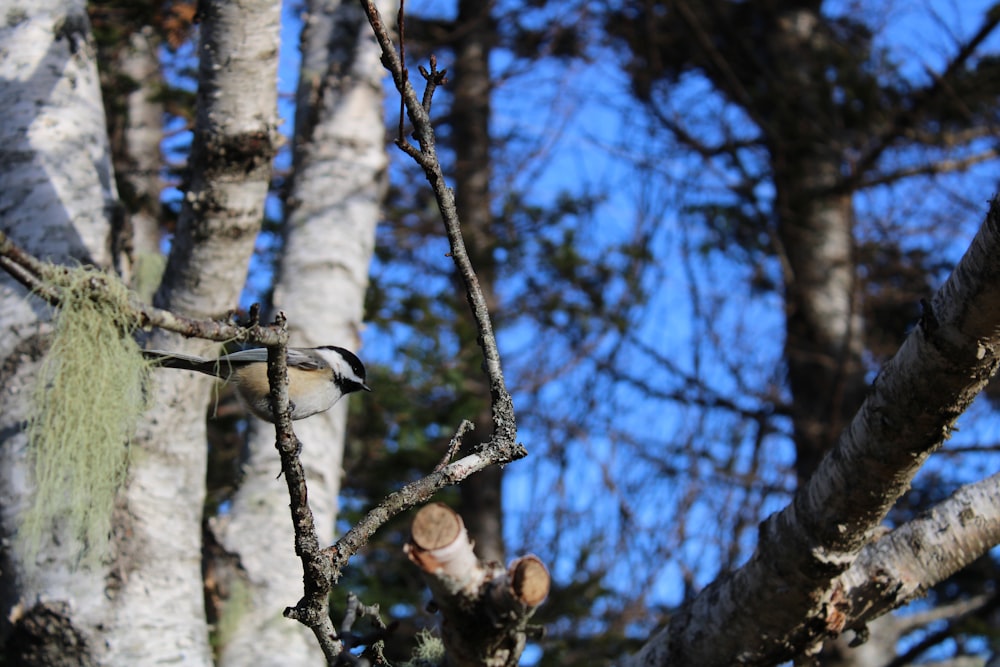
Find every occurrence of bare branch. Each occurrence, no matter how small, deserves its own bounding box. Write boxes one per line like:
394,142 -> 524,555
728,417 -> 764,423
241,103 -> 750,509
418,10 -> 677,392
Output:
261,318 -> 344,662
0,228 -> 285,346
623,196 -> 1000,665
435,419 -> 475,472
359,0 -> 519,450
860,148 -> 1000,190
326,424 -> 520,581
848,6 -> 1000,184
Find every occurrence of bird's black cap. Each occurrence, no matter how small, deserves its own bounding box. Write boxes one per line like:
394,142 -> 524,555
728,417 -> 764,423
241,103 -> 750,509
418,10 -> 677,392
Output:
325,345 -> 368,383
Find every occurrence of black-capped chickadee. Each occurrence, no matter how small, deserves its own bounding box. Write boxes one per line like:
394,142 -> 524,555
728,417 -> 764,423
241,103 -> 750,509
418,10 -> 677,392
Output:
143,346 -> 371,422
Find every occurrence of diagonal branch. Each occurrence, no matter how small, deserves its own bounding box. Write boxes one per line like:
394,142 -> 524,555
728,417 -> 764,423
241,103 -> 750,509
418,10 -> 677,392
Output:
835,472 -> 1000,640
0,228 -> 285,346
326,434 -> 521,580
859,147 -> 1000,190
622,196 -> 1000,665
359,0 -> 519,448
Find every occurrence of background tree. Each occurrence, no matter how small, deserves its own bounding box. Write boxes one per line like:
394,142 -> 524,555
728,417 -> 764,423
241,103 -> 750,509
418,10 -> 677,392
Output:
354,0 -> 1000,664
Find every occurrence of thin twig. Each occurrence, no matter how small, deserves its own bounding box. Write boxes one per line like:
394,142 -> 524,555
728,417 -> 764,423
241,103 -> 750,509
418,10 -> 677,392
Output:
435,419 -> 474,472
418,55 -> 446,115
358,0 -> 517,447
337,593 -> 391,665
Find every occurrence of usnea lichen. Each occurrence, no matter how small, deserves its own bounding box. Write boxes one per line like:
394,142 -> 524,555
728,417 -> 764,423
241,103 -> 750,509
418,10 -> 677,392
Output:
19,265 -> 152,566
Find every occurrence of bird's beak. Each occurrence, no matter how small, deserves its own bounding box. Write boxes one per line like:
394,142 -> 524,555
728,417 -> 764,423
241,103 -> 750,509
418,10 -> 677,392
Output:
362,383 -> 372,392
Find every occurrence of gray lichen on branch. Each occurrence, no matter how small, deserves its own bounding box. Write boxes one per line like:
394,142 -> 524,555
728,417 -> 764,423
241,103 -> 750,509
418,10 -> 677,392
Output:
0,229 -> 285,347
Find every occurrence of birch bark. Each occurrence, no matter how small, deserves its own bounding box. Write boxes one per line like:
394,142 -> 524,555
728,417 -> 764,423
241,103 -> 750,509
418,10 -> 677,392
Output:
111,1 -> 281,663
0,3 -> 119,664
214,1 -> 390,663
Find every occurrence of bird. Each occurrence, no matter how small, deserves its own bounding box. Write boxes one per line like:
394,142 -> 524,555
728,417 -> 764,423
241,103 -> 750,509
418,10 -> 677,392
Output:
143,346 -> 371,422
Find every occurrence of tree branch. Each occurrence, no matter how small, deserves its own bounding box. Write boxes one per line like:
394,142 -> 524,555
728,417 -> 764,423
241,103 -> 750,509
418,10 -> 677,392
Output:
835,473 -> 1000,638
623,196 -> 1000,665
325,425 -> 519,581
358,0 -> 521,451
848,5 -> 1000,185
258,315 -> 344,663
860,148 -> 1000,190
0,228 -> 285,346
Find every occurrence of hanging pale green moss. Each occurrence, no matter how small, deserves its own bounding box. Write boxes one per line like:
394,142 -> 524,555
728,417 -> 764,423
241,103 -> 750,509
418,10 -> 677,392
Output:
19,265 -> 152,566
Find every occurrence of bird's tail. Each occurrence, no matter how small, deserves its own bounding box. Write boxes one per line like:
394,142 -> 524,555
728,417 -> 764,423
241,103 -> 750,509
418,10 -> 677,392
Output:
142,350 -> 222,377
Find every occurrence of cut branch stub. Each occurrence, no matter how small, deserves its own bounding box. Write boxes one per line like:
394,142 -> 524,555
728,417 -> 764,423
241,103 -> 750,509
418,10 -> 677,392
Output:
509,555 -> 550,608
405,503 -> 548,667
406,502 -> 484,591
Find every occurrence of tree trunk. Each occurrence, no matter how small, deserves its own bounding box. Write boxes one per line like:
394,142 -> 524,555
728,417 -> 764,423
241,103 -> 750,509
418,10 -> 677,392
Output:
0,1 -> 279,664
110,1 -> 281,664
0,2 -> 118,664
114,26 -> 165,298
774,162 -> 866,485
760,7 -> 869,486
213,1 -> 389,663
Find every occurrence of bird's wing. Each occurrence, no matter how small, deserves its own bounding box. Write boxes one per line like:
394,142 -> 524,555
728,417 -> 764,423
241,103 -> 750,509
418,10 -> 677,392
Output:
217,348 -> 270,364
286,348 -> 325,370
219,347 -> 326,370
143,349 -> 210,367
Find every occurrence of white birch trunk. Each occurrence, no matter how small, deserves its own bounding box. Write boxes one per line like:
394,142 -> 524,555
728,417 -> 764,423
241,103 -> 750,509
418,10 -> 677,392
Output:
0,1 -> 118,663
108,1 -> 282,665
118,27 -> 164,298
214,1 -> 390,663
